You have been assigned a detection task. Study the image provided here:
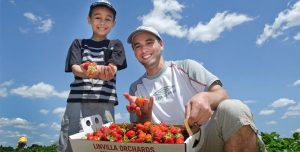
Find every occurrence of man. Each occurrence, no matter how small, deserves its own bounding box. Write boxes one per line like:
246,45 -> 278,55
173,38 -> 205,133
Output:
124,26 -> 266,152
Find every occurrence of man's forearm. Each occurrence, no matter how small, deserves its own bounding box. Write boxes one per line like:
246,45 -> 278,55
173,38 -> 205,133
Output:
206,86 -> 229,110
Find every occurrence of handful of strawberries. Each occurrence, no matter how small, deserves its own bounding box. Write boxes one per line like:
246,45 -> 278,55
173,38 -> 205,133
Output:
81,61 -> 98,77
85,121 -> 188,144
126,96 -> 147,116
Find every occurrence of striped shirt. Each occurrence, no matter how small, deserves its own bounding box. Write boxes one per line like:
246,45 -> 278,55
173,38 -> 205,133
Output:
65,39 -> 127,104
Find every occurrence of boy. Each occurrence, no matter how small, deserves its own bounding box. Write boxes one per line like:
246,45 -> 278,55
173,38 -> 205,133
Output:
57,1 -> 127,152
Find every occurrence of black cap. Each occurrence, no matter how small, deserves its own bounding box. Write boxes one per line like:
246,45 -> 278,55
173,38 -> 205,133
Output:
89,1 -> 116,19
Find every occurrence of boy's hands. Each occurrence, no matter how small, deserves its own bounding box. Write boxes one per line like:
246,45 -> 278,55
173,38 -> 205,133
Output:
98,64 -> 117,81
123,92 -> 153,122
80,62 -> 116,80
80,61 -> 98,78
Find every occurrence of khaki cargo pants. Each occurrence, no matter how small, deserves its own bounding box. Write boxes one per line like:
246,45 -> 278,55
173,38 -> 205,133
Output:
57,102 -> 115,152
199,99 -> 266,152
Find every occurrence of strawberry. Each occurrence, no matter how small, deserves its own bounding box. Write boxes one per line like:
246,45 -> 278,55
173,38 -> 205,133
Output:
170,126 -> 180,134
145,134 -> 152,143
135,96 -> 145,107
135,137 -> 145,143
125,130 -> 136,139
163,132 -> 175,144
87,62 -> 97,77
82,61 -> 91,70
175,138 -> 184,144
143,121 -> 152,131
136,123 -> 145,131
135,107 -> 142,116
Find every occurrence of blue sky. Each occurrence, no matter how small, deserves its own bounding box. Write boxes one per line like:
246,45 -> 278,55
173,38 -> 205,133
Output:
1,0 -> 300,147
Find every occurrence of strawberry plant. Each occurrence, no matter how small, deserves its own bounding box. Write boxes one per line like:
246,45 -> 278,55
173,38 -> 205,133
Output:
1,131 -> 299,151
261,131 -> 300,152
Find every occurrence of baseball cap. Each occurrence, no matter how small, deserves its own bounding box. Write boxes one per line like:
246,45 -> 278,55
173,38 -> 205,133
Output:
127,26 -> 162,44
89,0 -> 116,19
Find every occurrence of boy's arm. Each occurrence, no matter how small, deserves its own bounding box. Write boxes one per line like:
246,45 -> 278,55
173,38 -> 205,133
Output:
71,64 -> 88,78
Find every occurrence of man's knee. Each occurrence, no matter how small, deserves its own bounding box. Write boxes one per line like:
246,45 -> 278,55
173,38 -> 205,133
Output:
225,125 -> 257,152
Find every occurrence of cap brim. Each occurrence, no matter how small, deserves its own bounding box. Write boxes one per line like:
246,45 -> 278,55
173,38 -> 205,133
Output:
127,29 -> 161,44
91,3 -> 116,16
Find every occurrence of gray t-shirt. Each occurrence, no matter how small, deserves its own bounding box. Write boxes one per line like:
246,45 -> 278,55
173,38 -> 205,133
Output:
129,59 -> 220,124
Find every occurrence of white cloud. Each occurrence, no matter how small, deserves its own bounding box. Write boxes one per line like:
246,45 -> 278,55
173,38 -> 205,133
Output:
266,121 -> 277,125
53,90 -> 69,99
295,128 -> 300,132
243,100 -> 256,104
288,102 -> 300,111
188,12 -> 253,42
115,113 -> 122,120
0,130 -> 25,138
50,122 -> 60,131
10,82 -> 68,99
9,0 -> 16,5
40,109 -> 49,115
0,88 -> 8,97
0,80 -> 13,87
23,12 -> 53,33
281,110 -> 300,119
271,98 -> 296,108
259,109 -> 275,115
38,123 -> 48,128
292,80 -> 300,86
141,0 -> 187,38
53,107 -> 65,117
140,0 -> 252,42
0,117 -> 30,129
294,33 -> 300,40
0,80 -> 13,97
256,0 -> 300,45
18,27 -> 29,33
40,133 -> 50,138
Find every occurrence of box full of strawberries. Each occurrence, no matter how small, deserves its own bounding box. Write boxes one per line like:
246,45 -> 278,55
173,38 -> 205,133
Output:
69,115 -> 204,152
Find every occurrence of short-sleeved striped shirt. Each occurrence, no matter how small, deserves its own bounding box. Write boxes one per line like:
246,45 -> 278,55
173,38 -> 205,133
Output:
65,39 -> 127,105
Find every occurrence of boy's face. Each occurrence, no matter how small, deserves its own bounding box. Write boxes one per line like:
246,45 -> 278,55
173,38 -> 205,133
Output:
88,7 -> 115,39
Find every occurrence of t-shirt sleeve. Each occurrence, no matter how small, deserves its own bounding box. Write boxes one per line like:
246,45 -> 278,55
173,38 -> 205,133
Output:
108,39 -> 127,71
178,59 -> 221,91
65,39 -> 82,72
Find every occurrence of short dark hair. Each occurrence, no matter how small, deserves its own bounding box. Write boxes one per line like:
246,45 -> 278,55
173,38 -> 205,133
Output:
88,1 -> 116,20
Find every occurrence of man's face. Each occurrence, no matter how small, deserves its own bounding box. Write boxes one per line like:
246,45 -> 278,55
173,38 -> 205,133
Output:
131,32 -> 163,70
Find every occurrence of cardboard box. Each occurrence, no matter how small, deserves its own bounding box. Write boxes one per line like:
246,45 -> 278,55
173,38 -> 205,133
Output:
69,115 -> 204,152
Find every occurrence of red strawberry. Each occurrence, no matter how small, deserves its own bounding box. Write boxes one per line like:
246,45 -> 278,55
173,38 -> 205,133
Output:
163,132 -> 175,144
125,130 -> 136,139
87,62 -> 97,77
135,96 -> 145,107
135,107 -> 142,116
126,104 -> 132,112
135,137 -> 145,143
175,138 -> 184,144
82,61 -> 91,70
170,126 -> 180,134
145,134 -> 152,143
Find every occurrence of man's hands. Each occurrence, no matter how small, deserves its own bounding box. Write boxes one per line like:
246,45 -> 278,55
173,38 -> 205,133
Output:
80,62 -> 117,80
124,92 -> 153,123
185,92 -> 213,126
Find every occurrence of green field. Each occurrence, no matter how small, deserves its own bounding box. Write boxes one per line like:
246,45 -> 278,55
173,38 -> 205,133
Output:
1,132 -> 299,152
